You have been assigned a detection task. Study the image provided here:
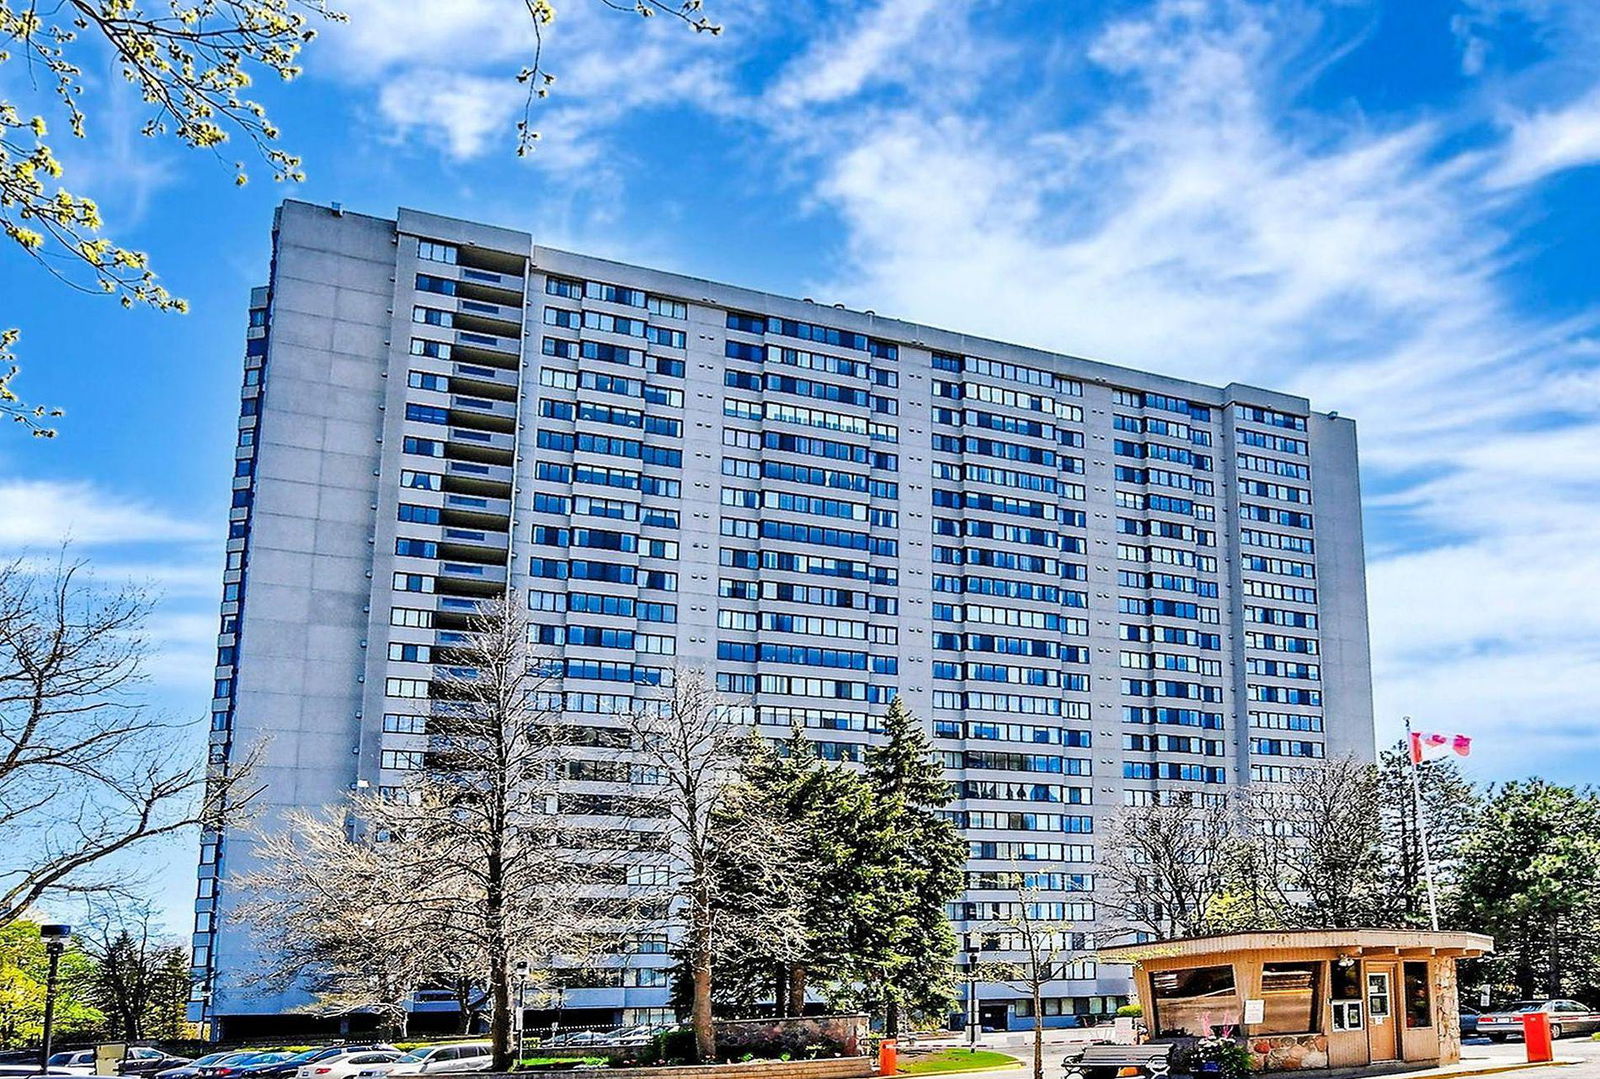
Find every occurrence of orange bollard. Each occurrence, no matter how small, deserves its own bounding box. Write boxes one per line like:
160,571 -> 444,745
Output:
1522,1012 -> 1554,1063
878,1038 -> 898,1076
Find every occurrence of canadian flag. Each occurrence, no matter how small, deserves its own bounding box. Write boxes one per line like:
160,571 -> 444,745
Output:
1409,731 -> 1472,764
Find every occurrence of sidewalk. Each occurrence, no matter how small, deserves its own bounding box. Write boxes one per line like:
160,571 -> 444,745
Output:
892,1035 -> 1594,1079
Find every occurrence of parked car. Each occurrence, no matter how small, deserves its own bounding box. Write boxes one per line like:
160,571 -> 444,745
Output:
359,1044 -> 493,1078
0,1067 -> 81,1078
119,1050 -> 193,1077
1477,1000 -> 1600,1041
290,1050 -> 403,1079
1459,1003 -> 1481,1037
43,1052 -> 95,1076
202,1054 -> 296,1079
155,1053 -> 240,1079
253,1048 -> 396,1079
291,1054 -> 404,1079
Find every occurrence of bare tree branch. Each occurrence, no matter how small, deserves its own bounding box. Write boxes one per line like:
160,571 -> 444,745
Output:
0,553 -> 256,928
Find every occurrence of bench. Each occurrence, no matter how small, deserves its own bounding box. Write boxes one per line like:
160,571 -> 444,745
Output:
1062,1043 -> 1173,1079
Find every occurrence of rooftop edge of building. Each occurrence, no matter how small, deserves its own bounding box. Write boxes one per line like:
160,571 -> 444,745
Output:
277,198 -> 1343,424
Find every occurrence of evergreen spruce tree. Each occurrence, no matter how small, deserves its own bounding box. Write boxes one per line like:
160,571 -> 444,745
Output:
706,731 -> 814,1013
1376,741 -> 1480,927
1454,781 -> 1600,1000
709,726 -> 879,1016
859,696 -> 965,1035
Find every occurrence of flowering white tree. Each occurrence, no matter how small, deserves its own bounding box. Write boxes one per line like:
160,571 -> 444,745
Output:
241,599 -> 620,1065
1098,795 -> 1238,940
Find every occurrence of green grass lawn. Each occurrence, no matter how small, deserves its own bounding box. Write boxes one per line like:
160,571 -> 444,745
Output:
897,1048 -> 1021,1074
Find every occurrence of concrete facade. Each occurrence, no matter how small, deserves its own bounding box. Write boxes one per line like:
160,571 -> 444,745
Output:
192,200 -> 1375,1034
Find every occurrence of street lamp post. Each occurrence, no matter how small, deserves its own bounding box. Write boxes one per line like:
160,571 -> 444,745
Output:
514,960 -> 529,1063
964,932 -> 980,1053
38,924 -> 72,1073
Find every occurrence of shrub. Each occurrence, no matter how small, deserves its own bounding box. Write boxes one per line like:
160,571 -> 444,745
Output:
1116,1004 -> 1143,1018
648,1027 -> 698,1065
1176,1037 -> 1253,1079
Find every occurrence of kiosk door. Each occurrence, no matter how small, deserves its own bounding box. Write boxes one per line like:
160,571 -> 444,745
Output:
1366,965 -> 1400,1062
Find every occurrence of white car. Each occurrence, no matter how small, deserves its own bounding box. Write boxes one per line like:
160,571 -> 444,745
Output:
292,1053 -> 406,1079
43,1053 -> 96,1076
357,1045 -> 493,1078
294,1050 -> 406,1075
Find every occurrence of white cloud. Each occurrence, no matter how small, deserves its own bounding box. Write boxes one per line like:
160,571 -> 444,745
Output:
1486,87 -> 1600,188
322,0 -> 740,164
295,0 -> 1600,781
767,0 -> 944,109
0,480 -> 209,547
773,0 -> 1600,777
375,71 -> 526,160
320,0 -> 534,75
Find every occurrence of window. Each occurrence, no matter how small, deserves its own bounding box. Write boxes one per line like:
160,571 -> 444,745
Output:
1260,962 -> 1321,1034
1150,965 -> 1240,1037
1402,962 -> 1431,1028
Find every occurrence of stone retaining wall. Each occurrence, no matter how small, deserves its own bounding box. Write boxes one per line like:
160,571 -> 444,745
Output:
1247,1033 -> 1331,1071
488,1058 -> 874,1079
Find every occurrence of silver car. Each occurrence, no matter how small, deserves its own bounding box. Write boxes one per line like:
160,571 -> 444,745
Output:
1476,1000 -> 1600,1041
355,1045 -> 493,1079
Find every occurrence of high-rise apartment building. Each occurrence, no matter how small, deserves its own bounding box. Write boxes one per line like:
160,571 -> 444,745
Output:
192,200 -> 1373,1035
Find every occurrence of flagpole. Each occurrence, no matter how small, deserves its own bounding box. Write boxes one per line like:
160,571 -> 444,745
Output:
1403,715 -> 1441,932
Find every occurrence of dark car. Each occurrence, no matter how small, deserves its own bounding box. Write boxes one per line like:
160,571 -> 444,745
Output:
241,1048 -> 398,1079
1459,1003 -> 1481,1038
156,1053 -> 242,1079
201,1054 -> 295,1079
120,1050 -> 193,1077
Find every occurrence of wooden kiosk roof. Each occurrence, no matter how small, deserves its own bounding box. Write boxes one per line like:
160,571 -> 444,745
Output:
1098,929 -> 1494,966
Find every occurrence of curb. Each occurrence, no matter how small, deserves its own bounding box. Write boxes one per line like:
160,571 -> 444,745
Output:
1400,1062 -> 1580,1079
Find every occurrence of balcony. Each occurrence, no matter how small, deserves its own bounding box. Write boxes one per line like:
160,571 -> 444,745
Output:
454,299 -> 522,338
451,339 -> 521,371
443,459 -> 513,499
454,329 -> 519,360
454,269 -> 524,307
435,560 -> 508,598
433,593 -> 489,629
455,246 -> 528,278
439,525 -> 510,564
440,491 -> 511,530
451,361 -> 518,400
445,426 -> 514,466
448,394 -> 516,434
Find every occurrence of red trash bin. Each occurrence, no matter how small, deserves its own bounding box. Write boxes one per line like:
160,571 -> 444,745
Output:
878,1039 -> 898,1076
1522,1011 -> 1554,1063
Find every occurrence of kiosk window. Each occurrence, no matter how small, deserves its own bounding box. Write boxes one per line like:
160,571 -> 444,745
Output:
1403,962 -> 1432,1028
1261,962 -> 1322,1034
1331,961 -> 1363,1031
1151,965 -> 1241,1037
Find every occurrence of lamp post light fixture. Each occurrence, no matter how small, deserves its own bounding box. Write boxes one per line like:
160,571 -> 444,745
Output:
37,924 -> 72,1073
514,960 -> 530,1061
963,931 -> 980,1053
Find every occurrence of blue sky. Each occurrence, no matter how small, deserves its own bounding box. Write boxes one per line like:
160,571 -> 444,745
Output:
3,0 -> 1599,926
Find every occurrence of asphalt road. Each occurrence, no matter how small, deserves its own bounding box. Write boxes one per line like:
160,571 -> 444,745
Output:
908,1030 -> 1600,1079
1459,1034 -> 1600,1078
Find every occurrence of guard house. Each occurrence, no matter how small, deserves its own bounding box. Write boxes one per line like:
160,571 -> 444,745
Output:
1099,930 -> 1494,1073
